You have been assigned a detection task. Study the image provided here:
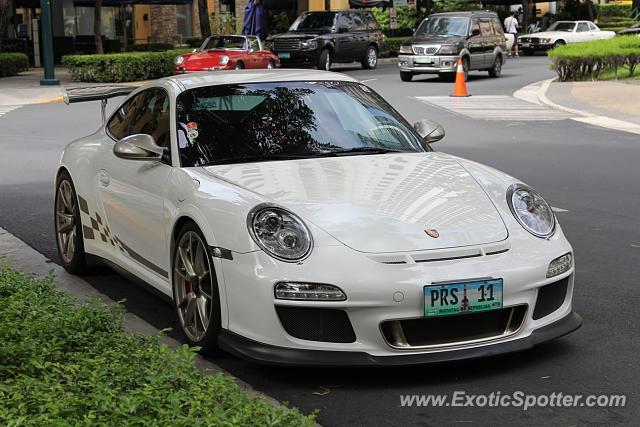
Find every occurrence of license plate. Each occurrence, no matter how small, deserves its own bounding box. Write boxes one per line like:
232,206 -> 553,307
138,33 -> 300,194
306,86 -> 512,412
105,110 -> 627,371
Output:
414,56 -> 434,64
277,52 -> 290,59
520,42 -> 530,47
424,279 -> 503,317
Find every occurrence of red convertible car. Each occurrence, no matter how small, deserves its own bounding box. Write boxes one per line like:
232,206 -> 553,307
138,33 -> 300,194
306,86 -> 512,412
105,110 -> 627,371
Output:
174,35 -> 280,73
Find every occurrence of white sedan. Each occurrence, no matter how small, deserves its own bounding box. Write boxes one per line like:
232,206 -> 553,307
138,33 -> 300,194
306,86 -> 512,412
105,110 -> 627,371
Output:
519,20 -> 616,54
56,70 -> 581,365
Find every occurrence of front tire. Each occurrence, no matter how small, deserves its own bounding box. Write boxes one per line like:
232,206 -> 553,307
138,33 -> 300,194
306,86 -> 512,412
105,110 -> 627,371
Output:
361,45 -> 378,69
54,171 -> 86,274
400,70 -> 413,82
318,49 -> 332,71
267,59 -> 275,69
234,61 -> 244,70
172,222 -> 221,354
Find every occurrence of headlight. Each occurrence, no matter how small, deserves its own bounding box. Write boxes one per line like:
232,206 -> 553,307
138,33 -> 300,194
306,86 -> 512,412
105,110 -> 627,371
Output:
507,184 -> 556,238
174,55 -> 185,65
399,45 -> 413,54
247,204 -> 313,262
438,44 -> 460,55
219,55 -> 229,65
300,39 -> 318,49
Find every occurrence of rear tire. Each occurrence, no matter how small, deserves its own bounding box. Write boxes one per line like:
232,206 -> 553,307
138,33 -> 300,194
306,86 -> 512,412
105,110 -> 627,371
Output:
172,222 -> 222,355
54,170 -> 87,274
400,70 -> 413,82
361,45 -> 378,69
488,55 -> 502,78
318,49 -> 332,71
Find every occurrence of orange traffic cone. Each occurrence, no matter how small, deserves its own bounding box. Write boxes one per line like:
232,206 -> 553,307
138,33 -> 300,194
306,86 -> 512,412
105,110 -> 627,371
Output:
451,58 -> 470,97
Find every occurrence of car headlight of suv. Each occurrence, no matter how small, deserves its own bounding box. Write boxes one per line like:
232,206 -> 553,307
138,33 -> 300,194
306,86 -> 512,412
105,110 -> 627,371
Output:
174,55 -> 185,65
300,39 -> 319,49
219,55 -> 229,65
438,44 -> 460,55
506,184 -> 556,238
399,45 -> 413,54
247,204 -> 313,262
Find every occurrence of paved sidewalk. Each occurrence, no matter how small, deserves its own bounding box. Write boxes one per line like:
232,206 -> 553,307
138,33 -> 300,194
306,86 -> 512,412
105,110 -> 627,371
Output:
545,80 -> 640,126
0,67 -> 72,106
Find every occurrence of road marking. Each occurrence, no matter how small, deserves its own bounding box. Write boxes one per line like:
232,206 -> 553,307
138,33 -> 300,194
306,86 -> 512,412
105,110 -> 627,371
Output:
551,206 -> 569,213
414,95 -> 575,121
0,105 -> 22,118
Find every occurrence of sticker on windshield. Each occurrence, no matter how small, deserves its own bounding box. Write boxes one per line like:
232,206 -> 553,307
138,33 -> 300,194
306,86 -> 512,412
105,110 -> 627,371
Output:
186,122 -> 199,142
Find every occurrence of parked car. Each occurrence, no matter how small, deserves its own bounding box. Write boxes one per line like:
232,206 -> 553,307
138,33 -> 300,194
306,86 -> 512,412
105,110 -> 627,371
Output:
58,70 -> 581,365
174,35 -> 279,73
397,11 -> 506,82
518,21 -> 616,54
618,22 -> 640,36
265,10 -> 384,71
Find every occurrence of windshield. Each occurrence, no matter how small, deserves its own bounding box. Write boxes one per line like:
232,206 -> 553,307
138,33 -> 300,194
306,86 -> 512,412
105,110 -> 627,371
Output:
176,82 -> 426,167
290,12 -> 337,32
202,36 -> 246,50
548,22 -> 576,32
415,16 -> 470,36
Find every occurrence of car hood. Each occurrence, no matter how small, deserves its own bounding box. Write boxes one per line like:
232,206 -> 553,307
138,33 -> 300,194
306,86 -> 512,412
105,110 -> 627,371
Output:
184,50 -> 240,68
202,153 -> 508,253
407,34 -> 465,44
268,32 -> 324,40
522,31 -> 571,39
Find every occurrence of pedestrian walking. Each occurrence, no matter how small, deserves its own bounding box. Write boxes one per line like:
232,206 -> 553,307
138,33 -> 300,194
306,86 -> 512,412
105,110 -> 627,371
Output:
504,12 -> 519,58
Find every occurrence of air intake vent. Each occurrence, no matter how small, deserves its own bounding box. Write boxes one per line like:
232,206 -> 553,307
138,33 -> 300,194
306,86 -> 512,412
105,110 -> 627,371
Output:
276,306 -> 356,343
533,276 -> 569,320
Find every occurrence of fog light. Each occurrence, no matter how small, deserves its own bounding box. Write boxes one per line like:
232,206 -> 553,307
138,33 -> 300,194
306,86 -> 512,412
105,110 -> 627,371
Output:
274,282 -> 346,301
546,253 -> 572,278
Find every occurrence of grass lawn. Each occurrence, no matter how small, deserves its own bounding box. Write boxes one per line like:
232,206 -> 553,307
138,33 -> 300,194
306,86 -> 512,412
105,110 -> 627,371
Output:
0,264 -> 316,426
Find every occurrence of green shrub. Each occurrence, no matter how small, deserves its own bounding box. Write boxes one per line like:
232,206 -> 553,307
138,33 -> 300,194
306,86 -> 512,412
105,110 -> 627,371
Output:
0,265 -> 316,426
548,36 -> 640,81
62,50 -> 190,83
126,43 -> 174,52
0,52 -> 28,77
597,3 -> 634,18
432,0 -> 483,13
380,36 -> 411,58
372,7 -> 418,36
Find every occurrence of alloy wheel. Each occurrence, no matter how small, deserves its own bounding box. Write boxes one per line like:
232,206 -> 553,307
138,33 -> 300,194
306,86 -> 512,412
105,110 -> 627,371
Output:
55,179 -> 77,264
367,47 -> 377,68
174,231 -> 214,342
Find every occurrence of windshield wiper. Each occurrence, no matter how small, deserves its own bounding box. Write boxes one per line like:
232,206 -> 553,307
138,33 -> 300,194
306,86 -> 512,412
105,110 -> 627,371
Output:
203,154 -> 310,166
327,147 -> 406,156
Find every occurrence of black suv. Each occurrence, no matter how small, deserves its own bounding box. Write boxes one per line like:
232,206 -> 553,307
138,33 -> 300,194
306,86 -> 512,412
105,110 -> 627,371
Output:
397,11 -> 506,81
265,11 -> 384,71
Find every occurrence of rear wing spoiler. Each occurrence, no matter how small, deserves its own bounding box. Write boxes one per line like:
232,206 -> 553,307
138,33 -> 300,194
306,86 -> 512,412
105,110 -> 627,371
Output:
63,85 -> 141,122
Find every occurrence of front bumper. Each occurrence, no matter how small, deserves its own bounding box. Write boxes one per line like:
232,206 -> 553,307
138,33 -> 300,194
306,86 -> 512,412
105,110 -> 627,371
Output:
398,54 -> 459,73
518,41 -> 554,51
274,50 -> 320,67
219,310 -> 582,366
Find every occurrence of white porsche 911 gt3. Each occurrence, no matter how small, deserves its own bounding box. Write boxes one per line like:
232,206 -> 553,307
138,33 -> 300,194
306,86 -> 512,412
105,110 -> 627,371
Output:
55,70 -> 581,365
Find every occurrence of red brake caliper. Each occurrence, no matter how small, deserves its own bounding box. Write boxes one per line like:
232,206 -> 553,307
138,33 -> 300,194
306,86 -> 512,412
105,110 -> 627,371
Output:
185,281 -> 192,294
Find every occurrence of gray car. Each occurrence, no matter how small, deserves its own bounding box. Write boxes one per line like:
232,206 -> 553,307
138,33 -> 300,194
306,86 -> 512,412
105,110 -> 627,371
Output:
397,11 -> 507,82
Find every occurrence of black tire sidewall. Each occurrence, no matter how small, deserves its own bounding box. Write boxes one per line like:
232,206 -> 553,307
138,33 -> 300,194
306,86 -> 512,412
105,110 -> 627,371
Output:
54,171 -> 86,274
400,71 -> 413,81
172,222 -> 222,354
235,61 -> 244,70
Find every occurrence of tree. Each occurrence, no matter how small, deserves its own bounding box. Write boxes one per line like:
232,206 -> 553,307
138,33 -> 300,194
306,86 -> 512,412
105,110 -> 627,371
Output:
522,0 -> 535,30
198,0 -> 211,38
94,0 -> 103,54
633,0 -> 640,17
0,0 -> 11,52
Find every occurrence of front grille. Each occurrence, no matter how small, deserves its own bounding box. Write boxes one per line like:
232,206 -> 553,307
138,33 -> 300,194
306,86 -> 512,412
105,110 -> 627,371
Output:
381,305 -> 527,348
276,306 -> 356,343
520,37 -> 538,43
413,45 -> 440,55
533,276 -> 569,320
274,39 -> 301,51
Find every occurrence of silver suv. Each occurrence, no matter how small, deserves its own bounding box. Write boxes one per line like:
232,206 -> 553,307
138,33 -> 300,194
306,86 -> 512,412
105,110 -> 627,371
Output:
397,11 -> 507,82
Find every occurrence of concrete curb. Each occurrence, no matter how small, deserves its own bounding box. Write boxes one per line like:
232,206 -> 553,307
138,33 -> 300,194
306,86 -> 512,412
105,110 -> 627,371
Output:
0,226 -> 284,409
514,78 -> 640,135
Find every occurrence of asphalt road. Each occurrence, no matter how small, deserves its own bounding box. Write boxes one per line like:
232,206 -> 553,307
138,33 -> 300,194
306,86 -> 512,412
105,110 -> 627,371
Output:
1,56 -> 639,426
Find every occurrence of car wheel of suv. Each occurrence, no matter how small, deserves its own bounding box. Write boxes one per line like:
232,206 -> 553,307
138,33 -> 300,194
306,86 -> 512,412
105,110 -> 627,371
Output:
488,55 -> 502,78
318,49 -> 332,71
361,45 -> 378,69
172,222 -> 222,355
400,71 -> 413,82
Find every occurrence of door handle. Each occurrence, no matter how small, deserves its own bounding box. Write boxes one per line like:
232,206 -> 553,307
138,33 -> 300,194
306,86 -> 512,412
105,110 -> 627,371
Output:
99,170 -> 110,187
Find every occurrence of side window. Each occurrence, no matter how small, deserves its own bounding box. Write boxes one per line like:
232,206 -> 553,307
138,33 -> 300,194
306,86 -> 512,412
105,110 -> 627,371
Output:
107,88 -> 171,163
337,13 -> 354,31
588,22 -> 597,31
491,18 -> 504,35
249,37 -> 260,51
479,20 -> 493,36
349,12 -> 366,31
470,19 -> 480,36
577,22 -> 589,32
364,12 -> 380,30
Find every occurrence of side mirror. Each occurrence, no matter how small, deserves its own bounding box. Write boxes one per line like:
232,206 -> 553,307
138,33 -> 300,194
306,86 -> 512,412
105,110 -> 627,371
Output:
470,28 -> 481,37
113,134 -> 163,161
413,120 -> 445,145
